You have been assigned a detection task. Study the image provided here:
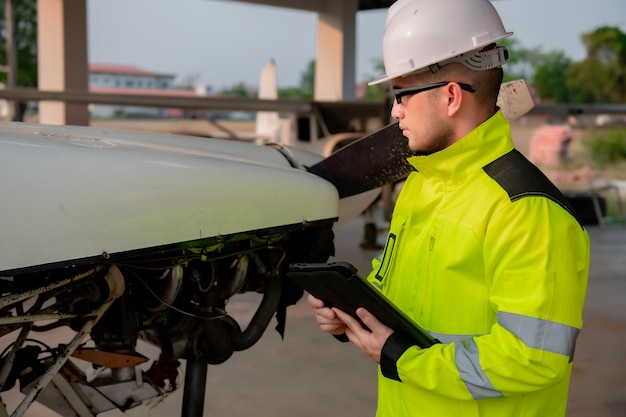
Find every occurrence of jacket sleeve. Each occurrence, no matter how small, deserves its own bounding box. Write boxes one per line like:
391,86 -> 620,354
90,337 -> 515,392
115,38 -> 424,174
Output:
379,196 -> 590,400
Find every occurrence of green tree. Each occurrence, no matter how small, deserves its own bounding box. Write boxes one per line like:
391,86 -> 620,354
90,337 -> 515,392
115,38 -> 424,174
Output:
277,86 -> 309,99
503,27 -> 626,104
532,51 -> 572,103
0,0 -> 37,87
220,82 -> 253,98
500,37 -> 547,84
567,26 -> 626,103
361,58 -> 387,101
299,59 -> 314,98
276,60 -> 315,99
566,58 -> 608,103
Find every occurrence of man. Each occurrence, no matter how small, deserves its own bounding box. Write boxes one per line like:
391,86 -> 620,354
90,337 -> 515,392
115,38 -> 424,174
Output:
308,0 -> 590,415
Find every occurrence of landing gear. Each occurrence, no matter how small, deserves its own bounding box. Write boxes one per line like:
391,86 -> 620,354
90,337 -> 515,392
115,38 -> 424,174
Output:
181,360 -> 208,417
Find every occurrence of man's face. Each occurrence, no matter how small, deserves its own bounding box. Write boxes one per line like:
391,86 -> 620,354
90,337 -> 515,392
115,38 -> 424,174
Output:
390,74 -> 455,154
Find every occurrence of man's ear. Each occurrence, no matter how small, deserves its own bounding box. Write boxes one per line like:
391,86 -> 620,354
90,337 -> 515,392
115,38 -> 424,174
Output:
446,82 -> 464,117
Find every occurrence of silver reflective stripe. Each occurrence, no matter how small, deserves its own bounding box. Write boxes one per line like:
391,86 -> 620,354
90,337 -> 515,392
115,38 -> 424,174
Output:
429,331 -> 482,344
455,339 -> 503,399
498,311 -> 579,357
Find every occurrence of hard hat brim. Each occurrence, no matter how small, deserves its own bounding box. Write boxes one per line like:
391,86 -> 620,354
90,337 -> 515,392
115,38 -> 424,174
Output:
368,35 -> 513,87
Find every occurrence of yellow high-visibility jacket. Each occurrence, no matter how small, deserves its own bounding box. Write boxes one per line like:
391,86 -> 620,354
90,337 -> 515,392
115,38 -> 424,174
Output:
367,111 -> 590,416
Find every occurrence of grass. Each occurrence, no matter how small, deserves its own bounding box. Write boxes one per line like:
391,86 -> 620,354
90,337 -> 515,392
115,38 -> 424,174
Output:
583,127 -> 626,168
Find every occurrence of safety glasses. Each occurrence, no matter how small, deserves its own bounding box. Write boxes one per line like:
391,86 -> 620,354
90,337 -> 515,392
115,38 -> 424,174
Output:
392,82 -> 476,104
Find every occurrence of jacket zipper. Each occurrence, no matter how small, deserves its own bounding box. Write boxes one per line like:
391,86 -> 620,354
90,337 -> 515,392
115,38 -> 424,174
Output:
419,235 -> 436,319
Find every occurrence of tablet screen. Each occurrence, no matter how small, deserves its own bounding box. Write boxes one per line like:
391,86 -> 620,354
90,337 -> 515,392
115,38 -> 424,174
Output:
288,261 -> 438,348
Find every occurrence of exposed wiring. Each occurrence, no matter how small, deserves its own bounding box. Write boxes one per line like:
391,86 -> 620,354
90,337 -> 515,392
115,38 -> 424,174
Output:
128,269 -> 226,320
0,338 -> 53,360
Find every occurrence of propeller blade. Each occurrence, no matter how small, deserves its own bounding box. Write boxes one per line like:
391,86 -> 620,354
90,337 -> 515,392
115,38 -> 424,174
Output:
309,79 -> 535,199
307,122 -> 412,199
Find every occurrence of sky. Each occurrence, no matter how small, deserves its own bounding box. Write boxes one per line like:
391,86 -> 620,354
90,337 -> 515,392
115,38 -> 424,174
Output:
87,0 -> 626,90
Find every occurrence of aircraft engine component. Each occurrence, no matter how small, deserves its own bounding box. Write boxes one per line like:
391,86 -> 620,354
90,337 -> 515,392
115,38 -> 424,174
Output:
0,122 -> 344,417
1,224 -> 335,416
146,265 -> 184,313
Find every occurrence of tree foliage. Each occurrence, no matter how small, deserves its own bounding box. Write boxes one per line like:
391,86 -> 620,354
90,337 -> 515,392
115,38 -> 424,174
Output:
503,27 -> 626,104
532,51 -> 572,103
567,26 -> 626,103
500,37 -> 545,83
360,58 -> 387,101
298,59 -> 314,98
220,82 -> 252,98
0,0 -> 37,87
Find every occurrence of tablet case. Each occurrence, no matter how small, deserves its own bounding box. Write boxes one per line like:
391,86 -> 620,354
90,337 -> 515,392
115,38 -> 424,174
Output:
287,261 -> 438,348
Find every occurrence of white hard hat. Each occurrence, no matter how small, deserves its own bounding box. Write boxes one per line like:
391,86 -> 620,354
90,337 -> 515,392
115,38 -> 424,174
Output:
369,0 -> 513,85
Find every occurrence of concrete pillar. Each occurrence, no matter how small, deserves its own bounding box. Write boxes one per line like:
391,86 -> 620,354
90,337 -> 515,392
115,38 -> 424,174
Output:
314,0 -> 358,101
37,0 -> 89,126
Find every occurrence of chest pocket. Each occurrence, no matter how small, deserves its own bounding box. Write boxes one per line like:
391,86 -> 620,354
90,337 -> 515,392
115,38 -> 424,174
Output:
373,214 -> 407,283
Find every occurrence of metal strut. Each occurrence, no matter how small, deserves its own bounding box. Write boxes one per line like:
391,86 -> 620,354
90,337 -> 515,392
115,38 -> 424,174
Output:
181,360 -> 208,417
8,265 -> 125,417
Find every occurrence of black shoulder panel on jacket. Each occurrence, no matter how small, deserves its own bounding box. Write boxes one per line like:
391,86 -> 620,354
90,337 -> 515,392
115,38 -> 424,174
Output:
483,149 -> 584,229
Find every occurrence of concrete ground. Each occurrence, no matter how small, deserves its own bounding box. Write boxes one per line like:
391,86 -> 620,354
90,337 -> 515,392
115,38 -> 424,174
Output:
568,224 -> 626,417
2,213 -> 625,417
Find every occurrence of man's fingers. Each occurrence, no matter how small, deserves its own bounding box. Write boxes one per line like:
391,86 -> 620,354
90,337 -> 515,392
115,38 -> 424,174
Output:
316,308 -> 338,321
332,307 -> 352,324
356,308 -> 382,331
332,308 -> 365,332
307,294 -> 325,308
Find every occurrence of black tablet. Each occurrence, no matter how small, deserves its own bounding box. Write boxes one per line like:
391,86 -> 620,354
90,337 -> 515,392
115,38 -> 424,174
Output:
287,261 -> 438,348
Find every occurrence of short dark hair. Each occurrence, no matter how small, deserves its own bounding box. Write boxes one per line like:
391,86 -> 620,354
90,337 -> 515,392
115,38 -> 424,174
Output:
421,63 -> 503,110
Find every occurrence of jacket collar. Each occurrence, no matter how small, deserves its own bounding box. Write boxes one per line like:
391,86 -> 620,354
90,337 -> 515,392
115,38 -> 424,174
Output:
407,109 -> 515,183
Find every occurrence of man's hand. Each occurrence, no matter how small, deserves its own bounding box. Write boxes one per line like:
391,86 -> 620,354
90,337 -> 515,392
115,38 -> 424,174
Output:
333,307 -> 394,364
307,294 -> 346,336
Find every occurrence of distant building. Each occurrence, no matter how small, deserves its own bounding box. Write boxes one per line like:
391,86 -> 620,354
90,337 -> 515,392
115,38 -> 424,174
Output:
89,64 -> 201,118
